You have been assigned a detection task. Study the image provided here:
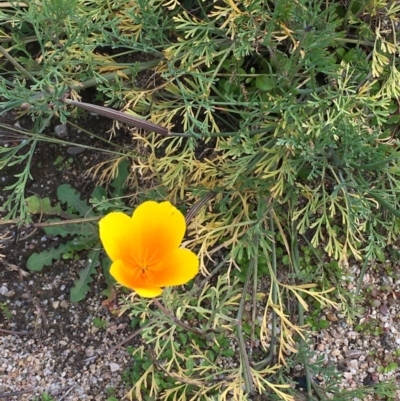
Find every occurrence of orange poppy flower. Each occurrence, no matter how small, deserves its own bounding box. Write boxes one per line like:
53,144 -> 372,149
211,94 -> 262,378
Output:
99,201 -> 199,298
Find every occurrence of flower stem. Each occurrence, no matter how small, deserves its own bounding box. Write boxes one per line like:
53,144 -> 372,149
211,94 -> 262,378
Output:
152,298 -> 208,339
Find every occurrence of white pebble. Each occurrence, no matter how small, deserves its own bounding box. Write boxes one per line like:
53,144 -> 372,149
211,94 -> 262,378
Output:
109,363 -> 120,372
0,286 -> 9,296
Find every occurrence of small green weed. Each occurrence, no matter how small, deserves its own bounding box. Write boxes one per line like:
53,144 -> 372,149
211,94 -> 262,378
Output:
53,155 -> 73,172
355,318 -> 384,336
105,386 -> 119,401
92,317 -> 107,330
0,302 -> 12,320
33,394 -> 55,401
377,363 -> 399,374
305,312 -> 330,332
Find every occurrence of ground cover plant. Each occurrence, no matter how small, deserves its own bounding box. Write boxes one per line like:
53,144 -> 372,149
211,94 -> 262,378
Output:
24,159 -> 130,301
1,0 -> 400,399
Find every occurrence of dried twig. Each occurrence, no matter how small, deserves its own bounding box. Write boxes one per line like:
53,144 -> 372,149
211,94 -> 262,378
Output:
56,385 -> 76,401
63,99 -> 171,136
185,192 -> 216,224
0,327 -> 32,336
0,387 -> 36,398
82,322 -> 151,363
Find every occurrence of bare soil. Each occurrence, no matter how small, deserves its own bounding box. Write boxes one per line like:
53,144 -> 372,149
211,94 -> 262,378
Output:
0,111 -> 137,400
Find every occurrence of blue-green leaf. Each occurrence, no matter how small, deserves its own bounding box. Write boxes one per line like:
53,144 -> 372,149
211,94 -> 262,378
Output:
70,246 -> 100,302
57,184 -> 95,217
27,243 -> 71,271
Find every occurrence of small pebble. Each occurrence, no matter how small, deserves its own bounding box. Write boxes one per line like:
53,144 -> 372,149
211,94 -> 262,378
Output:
109,363 -> 120,372
85,347 -> 95,358
0,286 -> 9,296
371,299 -> 381,307
345,350 -> 362,359
326,312 -> 338,322
330,349 -> 341,357
54,124 -> 68,137
60,300 -> 68,308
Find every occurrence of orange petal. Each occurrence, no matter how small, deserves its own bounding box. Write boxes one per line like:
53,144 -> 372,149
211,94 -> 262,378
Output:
130,201 -> 186,264
109,259 -> 138,290
151,248 -> 199,287
99,212 -> 139,262
134,287 -> 163,298
110,260 -> 163,297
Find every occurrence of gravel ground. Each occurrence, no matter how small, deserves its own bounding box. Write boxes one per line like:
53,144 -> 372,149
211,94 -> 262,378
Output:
2,257 -> 400,400
309,261 -> 400,400
0,262 -> 134,401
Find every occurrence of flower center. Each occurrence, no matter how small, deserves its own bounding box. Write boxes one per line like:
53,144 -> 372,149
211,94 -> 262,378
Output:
129,248 -> 157,284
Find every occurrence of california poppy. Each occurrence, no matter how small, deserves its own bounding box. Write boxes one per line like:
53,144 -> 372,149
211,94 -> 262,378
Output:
99,201 -> 199,297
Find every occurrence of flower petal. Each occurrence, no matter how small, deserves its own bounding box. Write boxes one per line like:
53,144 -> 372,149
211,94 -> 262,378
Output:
99,212 -> 138,262
134,287 -> 163,298
109,259 -> 138,289
109,260 -> 163,297
151,248 -> 199,287
101,201 -> 198,299
131,201 -> 186,263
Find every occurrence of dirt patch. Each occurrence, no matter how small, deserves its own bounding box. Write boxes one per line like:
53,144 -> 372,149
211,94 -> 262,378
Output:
0,112 -> 137,400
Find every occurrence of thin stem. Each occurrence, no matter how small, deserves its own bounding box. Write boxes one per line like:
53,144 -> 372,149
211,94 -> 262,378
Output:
0,2 -> 28,7
291,220 -> 313,401
69,60 -> 161,91
83,321 -> 151,363
0,123 -> 127,156
267,210 -> 277,364
0,388 -> 37,397
236,236 -> 257,394
152,298 -> 208,339
334,37 -> 374,47
0,34 -> 36,43
356,257 -> 369,297
66,120 -> 126,150
0,216 -> 100,229
197,254 -> 231,291
0,45 -> 38,82
34,216 -> 101,227
185,192 -> 216,224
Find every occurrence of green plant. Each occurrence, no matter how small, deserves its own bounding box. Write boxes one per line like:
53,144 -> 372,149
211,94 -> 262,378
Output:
354,318 -> 384,336
0,302 -> 12,320
305,311 -> 330,332
53,155 -> 73,171
1,0 -> 400,399
33,393 -> 55,401
24,159 -> 130,302
105,386 -> 119,401
92,317 -> 108,330
377,363 -> 399,374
